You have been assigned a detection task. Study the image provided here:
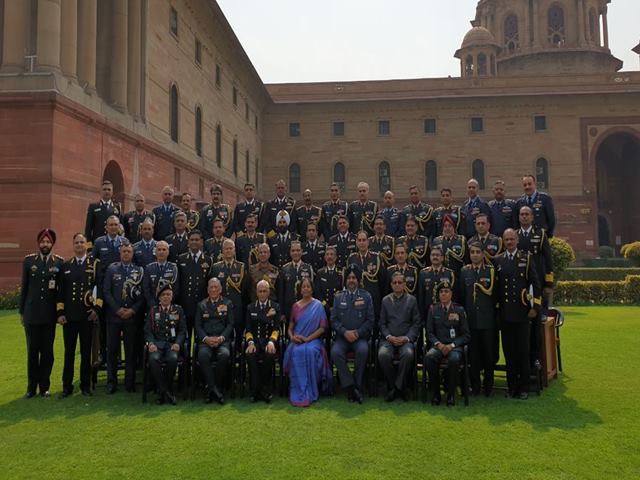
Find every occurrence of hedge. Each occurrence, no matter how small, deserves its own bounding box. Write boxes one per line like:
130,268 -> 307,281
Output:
560,268 -> 640,281
0,285 -> 20,310
555,275 -> 640,305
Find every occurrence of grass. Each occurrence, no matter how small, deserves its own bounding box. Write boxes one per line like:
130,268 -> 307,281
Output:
1,307 -> 639,479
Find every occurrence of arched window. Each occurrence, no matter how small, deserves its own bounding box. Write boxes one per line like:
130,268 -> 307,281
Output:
379,161 -> 391,194
504,14 -> 519,52
548,5 -> 565,46
425,160 -> 437,192
169,84 -> 179,142
477,53 -> 487,76
245,149 -> 250,181
472,159 -> 485,190
289,163 -> 301,193
465,54 -> 474,76
195,106 -> 202,157
333,162 -> 345,191
215,124 -> 222,167
536,157 -> 549,190
232,138 -> 238,177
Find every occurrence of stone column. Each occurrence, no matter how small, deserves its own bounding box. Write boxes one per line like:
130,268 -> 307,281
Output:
110,0 -> 128,111
532,0 -> 540,47
1,1 -> 30,72
60,0 -> 78,78
37,0 -> 62,71
77,0 -> 97,91
602,8 -> 609,49
127,0 -> 142,117
577,0 -> 586,46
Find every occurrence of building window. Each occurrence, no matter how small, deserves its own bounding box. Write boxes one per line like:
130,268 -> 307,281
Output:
504,14 -> 519,52
169,7 -> 178,37
174,167 -> 181,190
472,159 -> 485,190
333,162 -> 345,191
471,117 -> 484,133
424,118 -> 437,134
215,124 -> 222,167
548,5 -> 565,45
199,178 -> 204,199
477,53 -> 487,76
379,161 -> 391,193
254,114 -> 259,132
425,160 -> 437,192
333,121 -> 345,137
195,106 -> 202,157
465,54 -> 474,76
232,86 -> 238,107
245,149 -> 250,182
536,158 -> 549,190
245,101 -> 249,122
289,163 -> 301,193
233,138 -> 238,177
378,120 -> 390,136
169,84 -> 179,142
289,122 -> 300,137
534,115 -> 547,132
215,64 -> 221,87
195,38 -> 202,65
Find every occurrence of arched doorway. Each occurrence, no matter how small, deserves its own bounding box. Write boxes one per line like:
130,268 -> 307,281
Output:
102,160 -> 125,208
595,131 -> 640,250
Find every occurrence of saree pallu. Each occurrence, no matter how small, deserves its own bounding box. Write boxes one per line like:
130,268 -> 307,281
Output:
283,299 -> 333,407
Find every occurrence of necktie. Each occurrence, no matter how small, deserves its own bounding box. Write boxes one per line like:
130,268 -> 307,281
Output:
110,238 -> 115,249
528,196 -> 533,206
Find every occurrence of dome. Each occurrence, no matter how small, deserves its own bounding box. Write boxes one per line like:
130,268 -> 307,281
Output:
460,26 -> 499,49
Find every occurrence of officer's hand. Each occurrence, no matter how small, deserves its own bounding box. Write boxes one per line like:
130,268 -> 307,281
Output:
88,310 -> 98,323
148,343 -> 158,353
57,315 -> 67,325
528,308 -> 537,319
266,342 -> 276,354
344,330 -> 357,343
205,337 -> 216,348
437,343 -> 447,353
116,308 -> 127,319
171,343 -> 180,352
246,343 -> 256,354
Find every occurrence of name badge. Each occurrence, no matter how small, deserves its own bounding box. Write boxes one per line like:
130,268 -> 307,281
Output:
354,299 -> 365,307
450,328 -> 456,339
48,279 -> 56,290
170,327 -> 176,337
155,313 -> 161,320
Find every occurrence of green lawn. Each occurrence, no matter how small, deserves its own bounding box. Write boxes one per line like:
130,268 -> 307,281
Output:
1,307 -> 638,479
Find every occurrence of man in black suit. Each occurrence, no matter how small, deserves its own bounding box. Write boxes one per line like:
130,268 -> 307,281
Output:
177,230 -> 211,340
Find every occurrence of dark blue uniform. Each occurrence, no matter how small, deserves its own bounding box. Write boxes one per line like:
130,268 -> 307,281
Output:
142,261 -> 179,307
133,239 -> 157,267
348,200 -> 378,237
84,200 -> 122,248
231,200 -> 264,236
328,232 -> 357,269
260,196 -> 297,237
165,232 -> 188,263
402,202 -> 436,239
462,197 -> 492,239
152,203 -> 179,240
488,199 -> 517,236
320,200 -> 348,240
515,191 -> 556,237
380,207 -> 405,238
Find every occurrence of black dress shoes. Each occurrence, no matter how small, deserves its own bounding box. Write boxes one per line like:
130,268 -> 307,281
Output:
431,394 -> 442,406
385,388 -> 397,402
352,387 -> 364,404
106,384 -> 117,395
23,391 -> 37,400
446,394 -> 456,407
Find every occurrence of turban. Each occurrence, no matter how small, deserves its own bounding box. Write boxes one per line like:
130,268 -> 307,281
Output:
277,210 -> 290,227
344,264 -> 362,282
442,214 -> 456,230
37,228 -> 56,245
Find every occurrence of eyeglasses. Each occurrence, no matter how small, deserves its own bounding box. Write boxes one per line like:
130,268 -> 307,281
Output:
391,280 -> 404,285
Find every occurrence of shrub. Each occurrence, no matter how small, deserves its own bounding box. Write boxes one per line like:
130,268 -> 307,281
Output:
555,275 -> 640,305
550,237 -> 575,278
560,268 -> 640,281
598,245 -> 614,258
0,286 -> 20,310
621,241 -> 640,266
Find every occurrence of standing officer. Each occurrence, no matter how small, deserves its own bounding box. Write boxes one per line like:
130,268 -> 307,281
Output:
142,241 -> 179,308
133,219 -> 157,267
103,241 -> 145,393
386,244 -> 418,296
328,215 -> 357,269
261,179 -> 297,238
432,214 -> 467,279
314,246 -> 343,333
398,216 -> 429,270
302,222 -> 326,272
204,219 -> 227,263
348,182 -> 378,237
516,174 -> 556,237
165,211 -> 189,263
462,178 -> 492,239
467,213 -> 503,264
278,241 -> 314,328
20,228 -> 64,398
85,180 -> 122,250
199,184 -> 233,240
380,191 -> 405,238
331,265 -> 374,404
488,180 -> 517,237
347,232 -> 385,326
56,233 -> 101,398
320,183 -> 348,241
459,242 -> 497,396
403,185 -> 436,240
177,230 -> 211,340
195,277 -> 234,404
495,229 -> 541,400
245,280 -> 281,403
179,192 -> 200,233
152,186 -> 179,241
235,214 -> 266,267
369,215 -> 395,268
417,246 -> 456,319
268,210 -> 298,269
294,189 -> 322,241
231,183 -> 264,237
434,188 -> 464,236
123,193 -> 154,243
249,243 -> 279,303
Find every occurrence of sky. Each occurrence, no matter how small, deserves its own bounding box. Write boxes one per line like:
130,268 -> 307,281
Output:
216,0 -> 640,84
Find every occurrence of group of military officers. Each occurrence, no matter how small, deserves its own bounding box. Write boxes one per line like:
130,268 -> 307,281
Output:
20,173 -> 555,406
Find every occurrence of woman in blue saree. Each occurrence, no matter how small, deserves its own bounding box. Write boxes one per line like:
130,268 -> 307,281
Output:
283,277 -> 332,407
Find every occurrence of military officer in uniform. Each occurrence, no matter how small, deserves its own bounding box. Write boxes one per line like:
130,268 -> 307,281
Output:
204,219 -> 227,263
294,189 -> 322,241
418,246 -> 456,318
145,284 -> 186,405
84,180 -> 122,250
235,213 -> 266,267
103,241 -> 145,393
177,230 -> 211,339
432,214 -> 467,279
495,229 -> 542,400
434,188 -> 464,236
320,182 -> 348,241
133,219 -> 157,267
302,222 -> 326,272
245,280 -> 281,403
468,213 -> 503,264
331,265 -> 374,404
380,190 -> 405,238
403,185 -> 436,240
165,211 -> 189,263
348,182 -> 378,237
425,281 -> 470,406
231,183 -> 264,236
369,215 -> 395,268
261,179 -> 297,238
179,192 -> 200,234
20,228 -> 64,398
199,184 -> 233,240
462,178 -> 492,239
195,277 -> 234,404
459,242 -> 497,396
142,241 -> 179,307
314,246 -> 343,332
488,180 -> 517,237
278,240 -> 314,328
56,233 -> 101,398
328,215 -> 357,269
152,186 -> 179,241
249,243 -> 279,303
122,193 -> 154,243
347,232 -> 385,324
386,244 -> 418,296
516,174 -> 556,237
268,210 -> 298,269
398,216 -> 429,270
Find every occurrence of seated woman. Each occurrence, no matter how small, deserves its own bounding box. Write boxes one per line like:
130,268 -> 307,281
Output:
145,284 -> 186,405
283,277 -> 332,407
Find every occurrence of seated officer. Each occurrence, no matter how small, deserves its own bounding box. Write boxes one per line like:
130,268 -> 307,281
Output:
425,281 -> 470,406
195,277 -> 234,405
331,265 -> 374,404
145,285 -> 186,405
245,280 -> 281,403
378,271 -> 421,402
